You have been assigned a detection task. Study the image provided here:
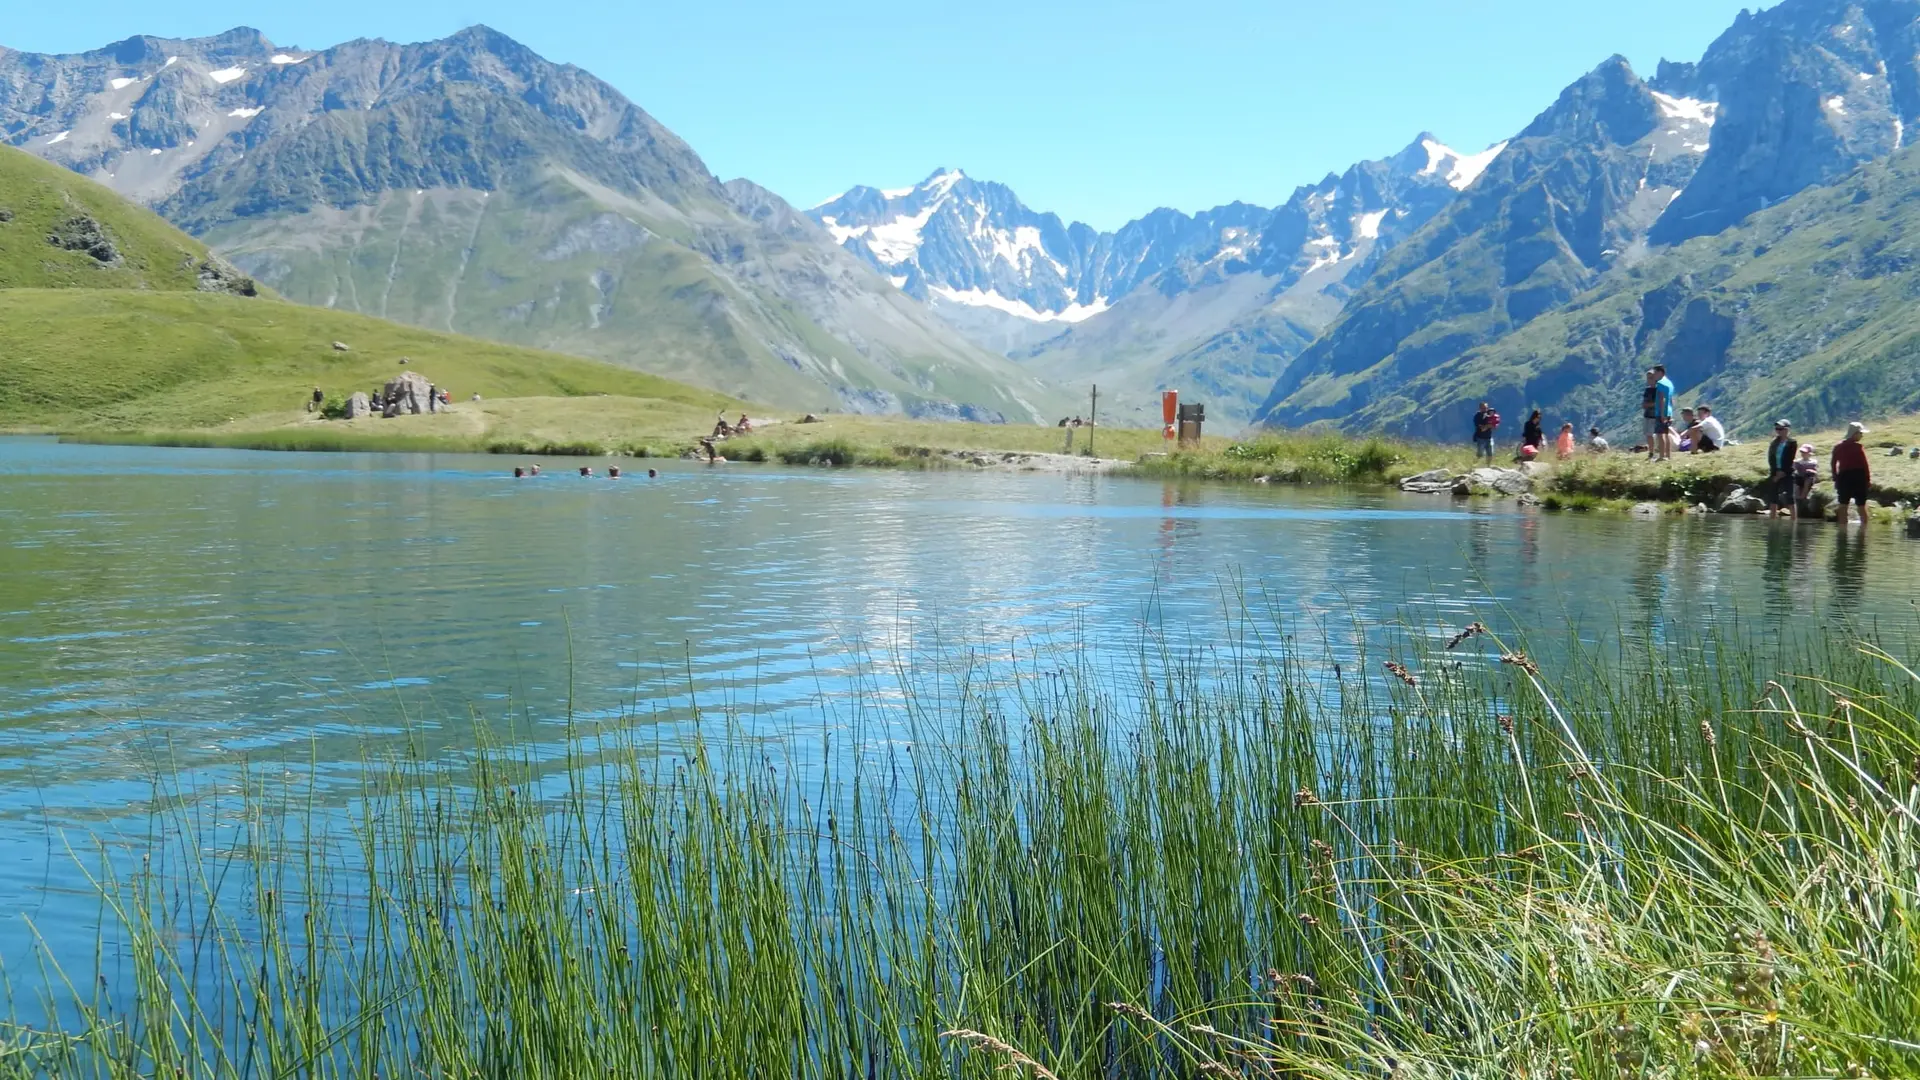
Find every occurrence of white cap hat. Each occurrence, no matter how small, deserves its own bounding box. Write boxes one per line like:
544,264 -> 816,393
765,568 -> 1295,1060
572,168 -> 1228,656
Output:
1847,421 -> 1870,439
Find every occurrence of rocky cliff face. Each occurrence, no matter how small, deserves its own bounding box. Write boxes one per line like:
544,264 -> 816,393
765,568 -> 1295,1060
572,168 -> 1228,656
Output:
1651,0 -> 1920,244
1,27 -> 1060,420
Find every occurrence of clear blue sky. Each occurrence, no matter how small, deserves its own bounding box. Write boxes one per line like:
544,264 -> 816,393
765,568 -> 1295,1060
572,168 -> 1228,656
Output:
7,0 -> 1762,229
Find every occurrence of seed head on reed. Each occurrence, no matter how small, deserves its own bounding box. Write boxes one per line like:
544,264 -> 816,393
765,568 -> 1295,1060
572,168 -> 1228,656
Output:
941,1030 -> 1059,1080
1445,622 -> 1489,650
1293,787 -> 1320,808
1105,1002 -> 1153,1024
1499,652 -> 1541,675
1383,661 -> 1418,688
1700,719 -> 1718,746
1497,713 -> 1515,734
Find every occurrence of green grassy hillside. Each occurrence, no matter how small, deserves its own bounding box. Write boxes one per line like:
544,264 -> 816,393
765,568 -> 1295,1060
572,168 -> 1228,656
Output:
0,288 -> 735,430
0,145 -> 215,291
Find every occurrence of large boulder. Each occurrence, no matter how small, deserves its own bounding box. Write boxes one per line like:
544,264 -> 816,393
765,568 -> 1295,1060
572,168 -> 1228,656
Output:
381,372 -> 434,416
1491,470 -> 1534,496
343,391 -> 371,419
1907,510 -> 1920,539
1399,468 -> 1456,495
1718,488 -> 1766,514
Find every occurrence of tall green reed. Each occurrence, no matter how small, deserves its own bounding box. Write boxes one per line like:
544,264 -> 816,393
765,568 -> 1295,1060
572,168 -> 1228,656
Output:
5,619 -> 1918,1078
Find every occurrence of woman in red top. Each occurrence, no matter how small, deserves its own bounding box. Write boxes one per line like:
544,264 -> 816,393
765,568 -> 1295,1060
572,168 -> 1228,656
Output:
1830,422 -> 1873,524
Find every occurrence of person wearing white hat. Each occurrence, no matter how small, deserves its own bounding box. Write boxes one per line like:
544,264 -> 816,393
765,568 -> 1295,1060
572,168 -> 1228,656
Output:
1831,421 -> 1873,525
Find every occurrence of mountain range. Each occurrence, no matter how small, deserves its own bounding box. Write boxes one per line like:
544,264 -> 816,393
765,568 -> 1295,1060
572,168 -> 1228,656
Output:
0,26 -> 1059,422
808,139 -> 1501,424
8,0 -> 1920,438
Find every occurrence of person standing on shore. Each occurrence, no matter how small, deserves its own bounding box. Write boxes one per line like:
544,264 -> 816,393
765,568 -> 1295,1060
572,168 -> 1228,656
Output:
1652,365 -> 1677,460
1831,422 -> 1873,525
1766,420 -> 1799,519
1640,371 -> 1658,458
1471,402 -> 1500,461
1555,422 -> 1575,459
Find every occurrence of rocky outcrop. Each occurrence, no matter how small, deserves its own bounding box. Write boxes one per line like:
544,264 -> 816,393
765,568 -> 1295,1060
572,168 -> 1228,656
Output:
195,256 -> 257,296
1718,487 -> 1767,514
46,214 -> 120,264
381,372 -> 434,416
332,341 -> 351,352
343,391 -> 371,419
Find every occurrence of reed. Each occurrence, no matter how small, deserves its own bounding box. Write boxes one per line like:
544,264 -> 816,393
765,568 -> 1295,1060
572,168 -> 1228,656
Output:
7,619 -> 1920,1078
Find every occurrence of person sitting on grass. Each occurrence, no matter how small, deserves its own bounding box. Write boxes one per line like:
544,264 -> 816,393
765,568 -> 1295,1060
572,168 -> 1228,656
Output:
736,414 -> 754,434
1676,408 -> 1697,452
1587,426 -> 1609,453
1692,405 -> 1725,453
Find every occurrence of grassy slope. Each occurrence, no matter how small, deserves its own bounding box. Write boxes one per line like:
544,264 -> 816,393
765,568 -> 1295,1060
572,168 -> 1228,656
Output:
0,145 -> 210,290
1346,144 -> 1920,440
0,289 -> 736,432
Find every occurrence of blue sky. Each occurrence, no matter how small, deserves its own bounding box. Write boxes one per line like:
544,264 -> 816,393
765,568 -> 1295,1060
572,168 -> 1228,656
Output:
8,0 -> 1760,229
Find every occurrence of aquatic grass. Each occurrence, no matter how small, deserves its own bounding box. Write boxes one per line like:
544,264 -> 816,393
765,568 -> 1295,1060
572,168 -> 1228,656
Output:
5,620 -> 1920,1077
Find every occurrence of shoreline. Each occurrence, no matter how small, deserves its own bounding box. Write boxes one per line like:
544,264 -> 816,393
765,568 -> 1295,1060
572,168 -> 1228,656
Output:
36,421 -> 1920,521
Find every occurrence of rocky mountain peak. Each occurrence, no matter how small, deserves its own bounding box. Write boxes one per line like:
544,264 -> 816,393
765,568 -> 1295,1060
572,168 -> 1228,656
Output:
1519,55 -> 1659,146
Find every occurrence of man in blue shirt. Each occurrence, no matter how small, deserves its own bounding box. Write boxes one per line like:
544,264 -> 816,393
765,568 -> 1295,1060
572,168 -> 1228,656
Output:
1651,364 -> 1677,460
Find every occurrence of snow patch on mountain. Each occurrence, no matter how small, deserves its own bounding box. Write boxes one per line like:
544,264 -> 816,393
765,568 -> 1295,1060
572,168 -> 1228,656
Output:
1418,138 -> 1509,190
109,77 -> 139,90
1651,91 -> 1718,125
1447,142 -> 1507,188
931,286 -> 1109,323
208,66 -> 247,84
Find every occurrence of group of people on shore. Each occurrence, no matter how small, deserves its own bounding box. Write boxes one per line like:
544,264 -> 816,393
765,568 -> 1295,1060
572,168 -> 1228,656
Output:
1766,419 -> 1875,524
1471,366 -> 1882,523
1473,366 -> 1737,463
1471,404 -> 1614,461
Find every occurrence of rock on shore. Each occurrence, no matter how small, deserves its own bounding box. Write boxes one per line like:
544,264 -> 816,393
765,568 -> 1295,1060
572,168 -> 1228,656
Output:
1399,467 -> 1535,497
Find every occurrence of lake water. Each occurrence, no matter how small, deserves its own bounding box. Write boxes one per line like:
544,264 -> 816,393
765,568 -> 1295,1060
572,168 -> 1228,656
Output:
1,437 -> 1915,975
